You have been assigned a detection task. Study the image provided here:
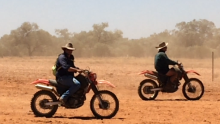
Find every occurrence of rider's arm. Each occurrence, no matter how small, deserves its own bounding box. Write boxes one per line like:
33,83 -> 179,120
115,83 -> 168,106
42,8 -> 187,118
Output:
162,53 -> 178,65
69,55 -> 82,72
68,67 -> 82,73
71,55 -> 79,69
58,55 -> 82,73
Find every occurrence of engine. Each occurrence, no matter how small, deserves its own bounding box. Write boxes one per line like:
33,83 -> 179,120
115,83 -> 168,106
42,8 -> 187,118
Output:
67,95 -> 86,108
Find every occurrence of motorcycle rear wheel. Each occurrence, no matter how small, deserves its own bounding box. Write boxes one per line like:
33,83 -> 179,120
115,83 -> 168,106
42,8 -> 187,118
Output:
90,90 -> 119,119
138,79 -> 159,100
30,90 -> 58,117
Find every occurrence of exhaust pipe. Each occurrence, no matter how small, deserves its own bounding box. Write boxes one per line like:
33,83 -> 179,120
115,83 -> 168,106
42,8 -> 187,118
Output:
35,84 -> 53,91
144,73 -> 158,80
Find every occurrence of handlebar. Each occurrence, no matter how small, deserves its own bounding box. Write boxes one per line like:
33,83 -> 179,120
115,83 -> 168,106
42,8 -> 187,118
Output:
78,69 -> 92,77
173,61 -> 183,69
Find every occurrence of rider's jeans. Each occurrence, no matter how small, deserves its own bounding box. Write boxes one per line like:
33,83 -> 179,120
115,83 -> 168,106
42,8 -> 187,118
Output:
58,75 -> 81,101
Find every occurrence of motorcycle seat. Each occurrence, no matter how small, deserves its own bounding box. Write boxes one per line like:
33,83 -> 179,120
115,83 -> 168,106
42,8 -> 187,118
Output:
152,71 -> 159,76
152,71 -> 169,84
49,79 -> 69,88
153,71 -> 168,78
49,80 -> 59,86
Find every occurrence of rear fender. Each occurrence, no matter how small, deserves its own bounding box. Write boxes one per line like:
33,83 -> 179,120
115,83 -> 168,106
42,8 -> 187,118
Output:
185,70 -> 200,76
138,70 -> 158,80
31,79 -> 59,96
30,79 -> 50,85
138,70 -> 155,75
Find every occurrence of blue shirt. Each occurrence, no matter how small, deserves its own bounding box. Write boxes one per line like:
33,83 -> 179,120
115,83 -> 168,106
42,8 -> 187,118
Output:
56,52 -> 77,78
154,51 -> 177,74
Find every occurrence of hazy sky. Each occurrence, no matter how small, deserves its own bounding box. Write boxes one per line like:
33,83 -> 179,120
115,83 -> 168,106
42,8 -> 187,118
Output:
1,0 -> 220,39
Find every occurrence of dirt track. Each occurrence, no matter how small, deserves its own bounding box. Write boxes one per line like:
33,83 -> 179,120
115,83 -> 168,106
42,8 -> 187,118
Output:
1,57 -> 220,124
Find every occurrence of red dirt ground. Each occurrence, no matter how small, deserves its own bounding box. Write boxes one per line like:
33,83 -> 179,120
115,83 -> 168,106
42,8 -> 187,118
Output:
1,57 -> 220,124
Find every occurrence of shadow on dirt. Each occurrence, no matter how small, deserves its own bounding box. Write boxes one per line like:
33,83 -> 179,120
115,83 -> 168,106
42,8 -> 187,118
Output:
153,99 -> 188,101
152,99 -> 210,101
53,116 -> 125,120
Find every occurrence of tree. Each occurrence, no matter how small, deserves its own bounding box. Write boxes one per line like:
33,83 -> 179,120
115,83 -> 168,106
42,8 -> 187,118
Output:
92,22 -> 123,44
174,19 -> 216,47
10,22 -> 53,56
92,22 -> 109,43
55,28 -> 73,40
0,34 -> 17,56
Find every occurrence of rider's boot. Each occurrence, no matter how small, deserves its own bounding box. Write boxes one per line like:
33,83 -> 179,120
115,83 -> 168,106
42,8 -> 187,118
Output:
161,80 -> 169,92
59,97 -> 70,107
59,98 -> 66,105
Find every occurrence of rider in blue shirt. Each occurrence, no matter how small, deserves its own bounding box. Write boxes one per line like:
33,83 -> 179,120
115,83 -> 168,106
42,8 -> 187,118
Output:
56,43 -> 82,106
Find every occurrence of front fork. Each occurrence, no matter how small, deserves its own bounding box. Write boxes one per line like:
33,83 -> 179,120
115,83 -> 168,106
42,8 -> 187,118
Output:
182,73 -> 193,89
87,78 -> 106,109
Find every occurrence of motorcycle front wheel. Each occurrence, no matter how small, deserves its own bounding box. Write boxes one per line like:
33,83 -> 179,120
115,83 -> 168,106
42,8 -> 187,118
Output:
182,78 -> 204,100
90,90 -> 119,119
30,90 -> 58,117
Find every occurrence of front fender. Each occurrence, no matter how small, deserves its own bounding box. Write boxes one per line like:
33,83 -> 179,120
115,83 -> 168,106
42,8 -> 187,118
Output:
86,80 -> 115,93
97,80 -> 116,88
138,70 -> 148,75
185,70 -> 200,76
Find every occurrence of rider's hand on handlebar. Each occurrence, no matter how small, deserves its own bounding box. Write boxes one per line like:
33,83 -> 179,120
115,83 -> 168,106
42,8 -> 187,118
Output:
177,61 -> 182,67
77,69 -> 84,73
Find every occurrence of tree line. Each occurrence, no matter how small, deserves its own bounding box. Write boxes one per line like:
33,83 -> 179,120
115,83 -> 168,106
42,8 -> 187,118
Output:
0,19 -> 220,58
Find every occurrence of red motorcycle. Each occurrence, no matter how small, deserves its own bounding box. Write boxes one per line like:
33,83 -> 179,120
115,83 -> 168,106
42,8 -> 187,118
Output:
30,69 -> 119,119
138,63 -> 204,100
